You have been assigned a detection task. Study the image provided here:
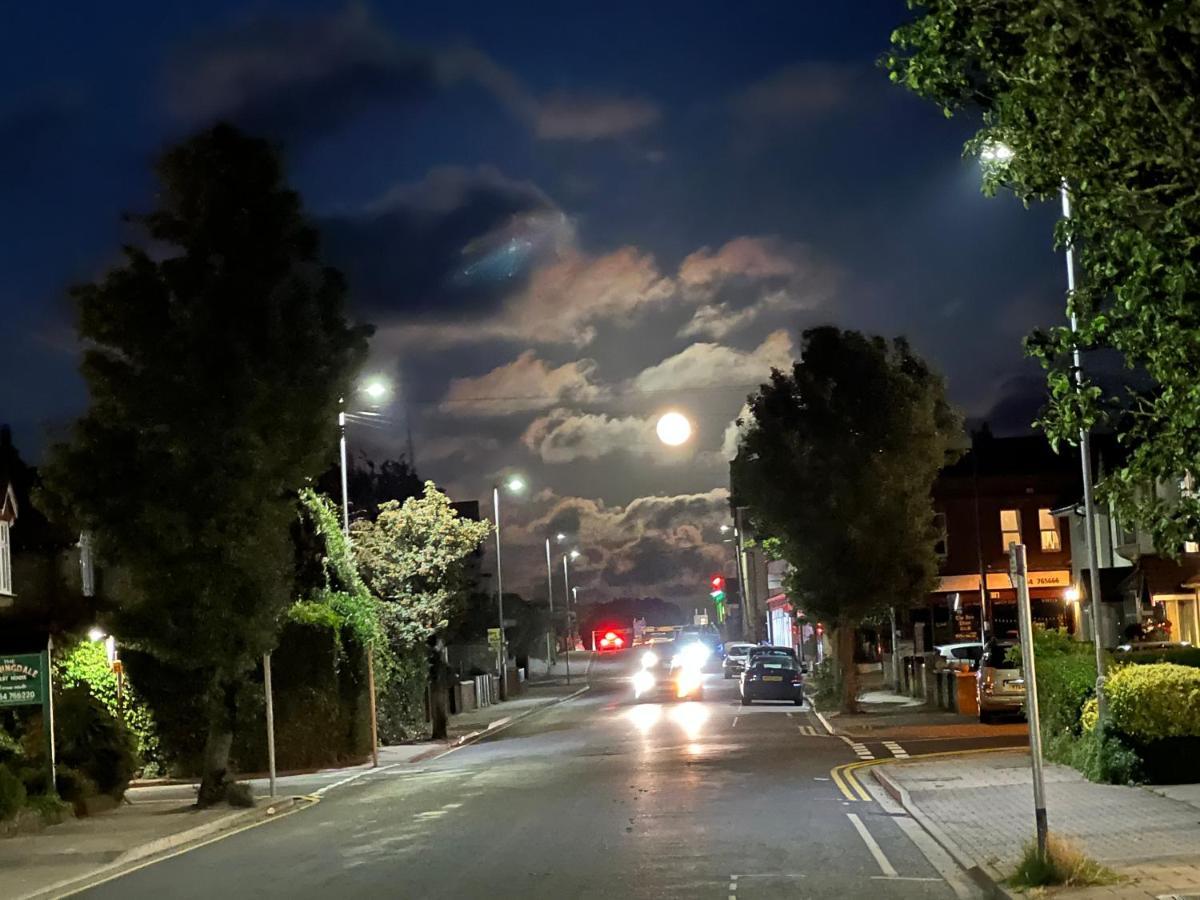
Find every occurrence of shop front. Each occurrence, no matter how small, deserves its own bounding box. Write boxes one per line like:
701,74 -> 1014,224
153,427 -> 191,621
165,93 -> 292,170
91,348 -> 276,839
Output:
928,569 -> 1074,644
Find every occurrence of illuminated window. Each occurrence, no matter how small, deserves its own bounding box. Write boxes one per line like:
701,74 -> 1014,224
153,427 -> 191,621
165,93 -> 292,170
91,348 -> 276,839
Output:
1039,509 -> 1062,552
0,521 -> 11,595
1186,541 -> 1199,554
933,512 -> 948,560
1000,509 -> 1022,551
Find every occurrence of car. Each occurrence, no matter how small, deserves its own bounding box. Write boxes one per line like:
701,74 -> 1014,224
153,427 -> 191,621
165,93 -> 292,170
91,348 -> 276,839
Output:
934,642 -> 983,670
598,630 -> 626,652
740,656 -> 804,706
722,642 -> 756,679
631,639 -> 708,702
977,640 -> 1025,722
746,645 -> 798,668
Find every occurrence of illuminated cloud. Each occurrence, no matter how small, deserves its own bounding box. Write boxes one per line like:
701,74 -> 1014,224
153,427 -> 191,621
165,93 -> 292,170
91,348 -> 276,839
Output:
632,329 -> 793,392
440,352 -> 608,416
521,409 -> 661,463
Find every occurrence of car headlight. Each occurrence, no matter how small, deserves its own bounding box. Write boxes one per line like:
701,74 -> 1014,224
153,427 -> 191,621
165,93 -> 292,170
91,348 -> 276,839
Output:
641,650 -> 659,669
633,670 -> 655,697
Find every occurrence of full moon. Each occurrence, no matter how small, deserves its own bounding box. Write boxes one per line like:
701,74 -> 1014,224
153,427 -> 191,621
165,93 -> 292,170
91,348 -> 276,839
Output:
655,411 -> 692,446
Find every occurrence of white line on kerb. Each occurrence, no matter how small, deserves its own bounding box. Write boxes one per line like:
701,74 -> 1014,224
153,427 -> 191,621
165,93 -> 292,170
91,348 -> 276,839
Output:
847,813 -> 898,878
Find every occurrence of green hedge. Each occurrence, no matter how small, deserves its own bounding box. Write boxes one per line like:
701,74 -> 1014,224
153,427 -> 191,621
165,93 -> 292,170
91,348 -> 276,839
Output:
1118,647 -> 1200,669
1104,663 -> 1200,741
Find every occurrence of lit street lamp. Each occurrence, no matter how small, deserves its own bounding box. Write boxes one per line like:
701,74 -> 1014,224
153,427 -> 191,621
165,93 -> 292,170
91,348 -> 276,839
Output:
563,548 -> 580,649
338,376 -> 391,534
493,475 -> 525,697
980,141 -> 1107,714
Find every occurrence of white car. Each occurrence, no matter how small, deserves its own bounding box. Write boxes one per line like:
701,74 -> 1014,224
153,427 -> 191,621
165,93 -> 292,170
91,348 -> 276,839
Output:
933,642 -> 983,670
722,642 -> 756,679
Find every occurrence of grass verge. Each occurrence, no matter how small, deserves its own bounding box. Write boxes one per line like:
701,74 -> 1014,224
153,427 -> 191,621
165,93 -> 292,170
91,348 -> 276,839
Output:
1008,833 -> 1120,890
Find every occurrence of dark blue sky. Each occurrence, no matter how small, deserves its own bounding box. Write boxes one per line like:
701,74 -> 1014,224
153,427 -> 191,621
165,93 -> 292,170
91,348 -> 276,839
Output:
0,1 -> 1066,602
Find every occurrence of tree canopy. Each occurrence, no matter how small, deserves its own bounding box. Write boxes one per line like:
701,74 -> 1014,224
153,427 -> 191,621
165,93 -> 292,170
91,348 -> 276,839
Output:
43,123 -> 370,803
732,327 -> 960,709
352,482 -> 491,650
888,1 -> 1200,552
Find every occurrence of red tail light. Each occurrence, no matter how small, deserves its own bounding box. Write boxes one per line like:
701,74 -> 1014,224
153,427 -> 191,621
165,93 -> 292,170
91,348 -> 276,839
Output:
615,637 -> 624,647
605,631 -> 617,641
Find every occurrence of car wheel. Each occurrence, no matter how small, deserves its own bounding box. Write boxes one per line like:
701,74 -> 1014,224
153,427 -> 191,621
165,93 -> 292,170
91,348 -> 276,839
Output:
793,698 -> 803,706
740,695 -> 751,706
723,671 -> 732,680
979,708 -> 993,724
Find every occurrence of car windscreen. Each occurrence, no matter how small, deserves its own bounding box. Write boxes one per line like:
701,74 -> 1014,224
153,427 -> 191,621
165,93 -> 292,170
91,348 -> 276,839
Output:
726,646 -> 751,657
750,649 -> 794,660
752,659 -> 797,672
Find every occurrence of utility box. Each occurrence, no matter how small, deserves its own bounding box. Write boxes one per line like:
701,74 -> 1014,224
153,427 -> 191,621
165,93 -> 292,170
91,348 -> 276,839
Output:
955,670 -> 978,717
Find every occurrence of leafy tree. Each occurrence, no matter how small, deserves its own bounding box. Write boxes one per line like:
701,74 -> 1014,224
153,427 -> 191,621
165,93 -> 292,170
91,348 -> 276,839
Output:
732,327 -> 960,711
888,1 -> 1200,552
352,482 -> 492,648
42,124 -> 369,805
352,482 -> 490,737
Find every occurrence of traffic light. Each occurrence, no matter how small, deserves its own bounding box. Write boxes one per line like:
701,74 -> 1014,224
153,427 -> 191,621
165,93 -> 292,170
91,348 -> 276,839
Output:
708,574 -> 726,601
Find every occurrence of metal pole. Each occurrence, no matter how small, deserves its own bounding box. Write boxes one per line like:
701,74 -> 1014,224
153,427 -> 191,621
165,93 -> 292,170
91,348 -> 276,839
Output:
367,645 -> 379,767
545,538 -> 556,668
493,486 -> 507,698
263,652 -> 276,797
972,432 -> 991,642
890,606 -> 901,690
1011,542 -> 1048,855
1061,181 -> 1108,719
733,507 -> 753,641
338,403 -> 350,535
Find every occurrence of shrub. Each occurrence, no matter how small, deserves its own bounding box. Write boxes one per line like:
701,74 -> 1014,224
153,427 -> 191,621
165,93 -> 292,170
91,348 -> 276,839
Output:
0,763 -> 26,820
1119,647 -> 1200,669
1072,722 -> 1143,785
1105,663 -> 1200,741
55,686 -> 136,798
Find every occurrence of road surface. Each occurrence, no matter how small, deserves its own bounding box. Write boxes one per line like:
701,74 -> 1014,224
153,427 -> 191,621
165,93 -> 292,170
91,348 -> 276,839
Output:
80,653 -> 1023,899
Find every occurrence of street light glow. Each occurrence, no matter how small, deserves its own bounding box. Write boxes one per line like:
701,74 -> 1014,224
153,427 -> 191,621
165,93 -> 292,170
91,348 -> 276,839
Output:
569,549 -> 581,560
656,411 -> 692,446
980,140 -> 1015,163
556,532 -> 566,541
87,626 -> 106,642
361,377 -> 390,402
506,475 -> 526,493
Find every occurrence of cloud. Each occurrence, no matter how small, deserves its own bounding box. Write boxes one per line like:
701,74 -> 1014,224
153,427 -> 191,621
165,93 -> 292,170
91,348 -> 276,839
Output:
521,409 -> 660,463
168,6 -> 659,144
440,352 -> 608,416
734,62 -> 860,122
535,93 -> 660,140
384,245 -> 675,348
632,329 -> 793,392
675,236 -> 837,339
321,165 -> 564,318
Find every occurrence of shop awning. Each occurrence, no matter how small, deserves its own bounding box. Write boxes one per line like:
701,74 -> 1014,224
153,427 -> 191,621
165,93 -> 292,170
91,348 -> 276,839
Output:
934,570 -> 1071,593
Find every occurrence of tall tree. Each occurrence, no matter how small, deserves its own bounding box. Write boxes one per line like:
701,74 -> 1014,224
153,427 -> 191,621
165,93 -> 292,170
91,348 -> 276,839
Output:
351,482 -> 491,738
888,2 -> 1200,552
732,327 -> 960,711
43,124 -> 369,805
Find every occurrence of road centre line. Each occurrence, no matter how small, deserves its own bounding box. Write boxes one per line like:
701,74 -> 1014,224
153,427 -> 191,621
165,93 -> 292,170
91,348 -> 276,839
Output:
847,813 -> 898,877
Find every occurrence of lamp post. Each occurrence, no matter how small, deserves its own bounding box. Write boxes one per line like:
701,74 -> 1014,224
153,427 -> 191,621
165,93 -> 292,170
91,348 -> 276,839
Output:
982,143 -> 1108,715
338,375 -> 390,767
544,536 -> 559,666
563,548 -> 580,649
492,475 -> 525,698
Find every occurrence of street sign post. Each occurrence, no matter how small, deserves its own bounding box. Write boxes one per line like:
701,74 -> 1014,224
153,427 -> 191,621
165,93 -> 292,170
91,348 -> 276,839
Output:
0,648 -> 55,786
1010,542 -> 1048,856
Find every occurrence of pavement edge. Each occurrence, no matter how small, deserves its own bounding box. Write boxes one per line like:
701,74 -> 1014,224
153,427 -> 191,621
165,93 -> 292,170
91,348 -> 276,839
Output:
871,765 -> 1013,899
17,796 -> 309,900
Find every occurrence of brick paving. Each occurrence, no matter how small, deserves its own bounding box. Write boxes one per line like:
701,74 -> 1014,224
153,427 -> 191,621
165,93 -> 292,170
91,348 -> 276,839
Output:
882,750 -> 1200,898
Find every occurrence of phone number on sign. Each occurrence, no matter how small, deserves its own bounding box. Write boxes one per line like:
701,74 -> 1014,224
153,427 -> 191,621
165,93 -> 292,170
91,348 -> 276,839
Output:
0,690 -> 36,703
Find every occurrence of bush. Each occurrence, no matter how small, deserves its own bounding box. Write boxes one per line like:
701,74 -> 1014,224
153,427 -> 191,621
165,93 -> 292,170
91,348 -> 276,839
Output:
1105,663 -> 1200,741
1119,647 -> 1200,669
1072,722 -> 1143,785
55,686 -> 136,799
0,763 -> 26,820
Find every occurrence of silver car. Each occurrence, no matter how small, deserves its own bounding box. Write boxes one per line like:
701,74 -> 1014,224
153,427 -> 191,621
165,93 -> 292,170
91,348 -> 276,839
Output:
722,642 -> 756,679
976,640 -> 1024,722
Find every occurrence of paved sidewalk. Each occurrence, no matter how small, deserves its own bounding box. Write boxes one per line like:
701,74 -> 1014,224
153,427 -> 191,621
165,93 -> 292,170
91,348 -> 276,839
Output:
875,750 -> 1200,898
826,688 -> 1028,741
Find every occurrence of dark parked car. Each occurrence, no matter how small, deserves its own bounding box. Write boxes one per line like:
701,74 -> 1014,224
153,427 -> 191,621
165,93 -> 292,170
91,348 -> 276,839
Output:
740,656 -> 804,706
746,645 -> 798,667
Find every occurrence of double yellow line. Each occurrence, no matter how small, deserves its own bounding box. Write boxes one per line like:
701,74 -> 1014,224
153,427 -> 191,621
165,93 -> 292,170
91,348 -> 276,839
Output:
831,746 -> 1024,801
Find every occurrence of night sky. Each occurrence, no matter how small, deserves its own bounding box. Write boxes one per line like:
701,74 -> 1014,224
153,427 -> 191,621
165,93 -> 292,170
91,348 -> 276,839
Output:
0,1 -> 1067,607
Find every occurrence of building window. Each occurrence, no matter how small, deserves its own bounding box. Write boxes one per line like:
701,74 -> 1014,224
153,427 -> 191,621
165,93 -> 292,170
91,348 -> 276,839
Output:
933,512 -> 948,560
0,521 -> 11,595
1000,509 -> 1022,551
1186,541 -> 1200,554
1039,509 -> 1062,552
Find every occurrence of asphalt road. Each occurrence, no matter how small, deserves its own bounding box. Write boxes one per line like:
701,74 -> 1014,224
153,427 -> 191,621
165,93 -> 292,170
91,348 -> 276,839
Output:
79,653 -> 1017,899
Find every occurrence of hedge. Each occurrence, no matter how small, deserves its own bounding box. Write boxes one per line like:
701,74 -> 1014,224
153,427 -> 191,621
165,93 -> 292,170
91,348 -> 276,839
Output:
1104,663 -> 1200,741
1119,647 -> 1200,669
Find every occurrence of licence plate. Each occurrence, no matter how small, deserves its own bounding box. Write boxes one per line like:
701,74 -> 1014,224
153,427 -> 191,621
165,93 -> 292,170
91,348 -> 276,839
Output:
763,675 -> 784,682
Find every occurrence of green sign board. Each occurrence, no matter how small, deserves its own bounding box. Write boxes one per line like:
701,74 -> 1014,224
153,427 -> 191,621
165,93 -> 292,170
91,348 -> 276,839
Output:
0,653 -> 47,707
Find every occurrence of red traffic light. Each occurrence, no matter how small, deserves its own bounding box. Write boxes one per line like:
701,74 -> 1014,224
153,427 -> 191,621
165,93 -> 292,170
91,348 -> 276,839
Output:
709,574 -> 725,590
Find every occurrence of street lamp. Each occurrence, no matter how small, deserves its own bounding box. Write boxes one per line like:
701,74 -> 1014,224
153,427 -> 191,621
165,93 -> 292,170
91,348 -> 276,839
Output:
337,375 -> 391,768
979,141 -> 1108,714
492,475 -> 525,697
563,548 -> 581,650
544,536 -> 557,666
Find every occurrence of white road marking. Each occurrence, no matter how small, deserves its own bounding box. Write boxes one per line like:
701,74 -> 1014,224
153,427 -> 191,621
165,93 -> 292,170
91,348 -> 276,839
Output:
870,876 -> 943,882
731,716 -> 739,728
442,802 -> 462,810
847,813 -> 898,877
414,810 -> 447,820
813,776 -> 830,781
882,740 -> 909,759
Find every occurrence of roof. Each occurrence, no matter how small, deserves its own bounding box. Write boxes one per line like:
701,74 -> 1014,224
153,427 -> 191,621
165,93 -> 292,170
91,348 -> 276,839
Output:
1125,555 -> 1200,598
